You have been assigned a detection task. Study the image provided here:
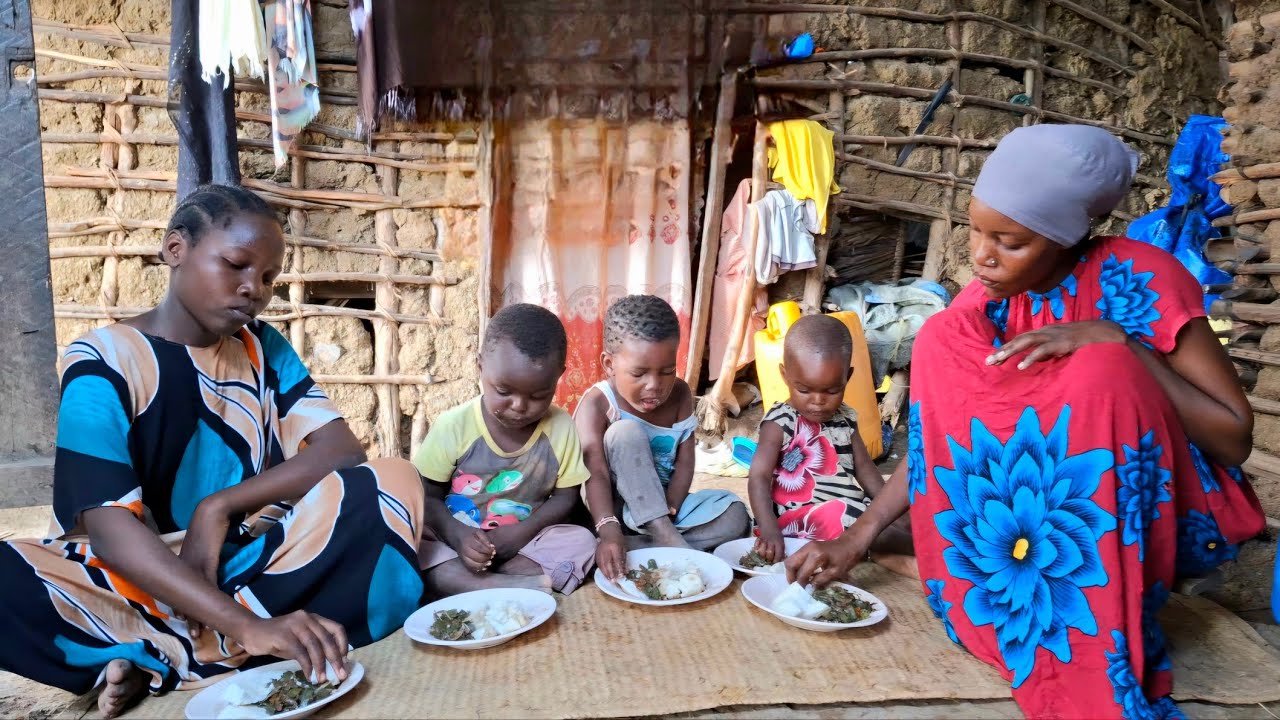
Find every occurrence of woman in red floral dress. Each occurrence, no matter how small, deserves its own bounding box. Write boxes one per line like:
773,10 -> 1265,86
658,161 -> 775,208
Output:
787,125 -> 1264,719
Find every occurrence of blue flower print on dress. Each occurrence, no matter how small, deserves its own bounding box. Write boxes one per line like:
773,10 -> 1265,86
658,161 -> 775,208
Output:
1097,254 -> 1162,341
1115,430 -> 1172,562
985,299 -> 1010,348
1182,443 -> 1223,491
1142,581 -> 1173,672
1028,274 -> 1078,320
1105,630 -> 1185,720
908,401 -> 926,502
934,406 -> 1116,688
925,578 -> 960,645
1176,510 -> 1238,576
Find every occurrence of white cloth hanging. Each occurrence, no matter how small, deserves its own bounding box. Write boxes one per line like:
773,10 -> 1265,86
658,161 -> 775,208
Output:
198,0 -> 269,87
751,189 -> 820,285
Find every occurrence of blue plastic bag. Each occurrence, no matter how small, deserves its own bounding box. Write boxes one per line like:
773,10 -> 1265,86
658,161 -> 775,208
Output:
1127,115 -> 1233,313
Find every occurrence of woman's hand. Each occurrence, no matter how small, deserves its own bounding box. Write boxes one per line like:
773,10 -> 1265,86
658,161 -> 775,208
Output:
986,320 -> 1127,370
239,611 -> 350,685
785,531 -> 871,587
178,495 -> 232,638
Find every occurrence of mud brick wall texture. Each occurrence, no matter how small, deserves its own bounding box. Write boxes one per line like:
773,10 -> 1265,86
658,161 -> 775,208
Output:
32,0 -> 485,459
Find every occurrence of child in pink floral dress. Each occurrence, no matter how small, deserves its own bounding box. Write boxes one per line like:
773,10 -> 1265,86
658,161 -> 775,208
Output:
747,315 -> 887,563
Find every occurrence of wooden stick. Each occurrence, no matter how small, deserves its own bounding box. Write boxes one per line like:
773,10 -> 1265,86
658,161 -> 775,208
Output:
1249,395 -> 1280,416
1212,208 -> 1280,228
48,236 -> 444,264
1211,162 -> 1280,185
833,194 -> 971,224
41,132 -> 476,173
43,170 -> 481,211
1243,447 -> 1280,487
719,3 -> 1132,74
54,303 -> 448,326
1136,0 -> 1223,48
312,374 -> 436,386
373,140 -> 403,458
1229,347 -> 1280,366
699,120 -> 768,435
777,49 -> 1127,97
891,222 -> 907,281
839,133 -> 996,149
922,218 -> 951,281
287,157 -> 308,356
36,89 -> 457,146
684,70 -> 738,389
837,151 -> 971,187
1211,300 -> 1280,325
751,78 -> 1173,146
1220,286 -> 1278,303
1225,263 -> 1280,275
1044,0 -> 1154,53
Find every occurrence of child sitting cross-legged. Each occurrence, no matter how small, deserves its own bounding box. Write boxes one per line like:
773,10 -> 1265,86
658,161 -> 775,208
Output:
747,314 -> 911,565
414,304 -> 597,597
576,295 -> 750,580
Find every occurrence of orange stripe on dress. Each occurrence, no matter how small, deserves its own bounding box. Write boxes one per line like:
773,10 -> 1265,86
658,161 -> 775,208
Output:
86,557 -> 167,619
239,328 -> 262,372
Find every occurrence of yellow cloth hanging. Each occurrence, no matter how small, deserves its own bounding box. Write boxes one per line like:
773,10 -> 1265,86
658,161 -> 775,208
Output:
767,119 -> 841,233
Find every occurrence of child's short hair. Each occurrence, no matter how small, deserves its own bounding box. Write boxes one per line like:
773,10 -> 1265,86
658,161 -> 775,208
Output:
484,303 -> 567,364
167,184 -> 278,246
603,295 -> 681,353
785,315 -> 852,365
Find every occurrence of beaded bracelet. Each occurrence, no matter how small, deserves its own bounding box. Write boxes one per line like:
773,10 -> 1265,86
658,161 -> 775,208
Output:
594,515 -> 620,532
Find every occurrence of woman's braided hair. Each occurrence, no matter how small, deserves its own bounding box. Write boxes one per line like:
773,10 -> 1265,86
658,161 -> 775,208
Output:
603,295 -> 681,353
165,184 -> 279,248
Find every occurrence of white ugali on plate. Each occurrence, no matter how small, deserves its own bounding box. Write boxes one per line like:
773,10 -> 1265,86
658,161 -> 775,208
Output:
593,546 -> 734,606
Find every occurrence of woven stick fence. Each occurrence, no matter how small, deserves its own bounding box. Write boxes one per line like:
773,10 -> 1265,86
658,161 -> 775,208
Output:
734,0 -> 1200,286
34,16 -> 483,457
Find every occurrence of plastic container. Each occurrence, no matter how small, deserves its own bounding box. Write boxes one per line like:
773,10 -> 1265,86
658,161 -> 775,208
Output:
753,301 -> 883,458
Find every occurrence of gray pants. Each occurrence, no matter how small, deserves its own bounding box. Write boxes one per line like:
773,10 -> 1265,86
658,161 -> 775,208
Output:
603,419 -> 750,551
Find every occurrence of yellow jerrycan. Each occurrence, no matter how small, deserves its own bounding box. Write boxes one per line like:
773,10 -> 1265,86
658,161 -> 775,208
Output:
754,301 -> 883,458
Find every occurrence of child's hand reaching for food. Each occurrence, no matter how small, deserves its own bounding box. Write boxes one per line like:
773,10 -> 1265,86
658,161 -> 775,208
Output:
753,525 -> 785,564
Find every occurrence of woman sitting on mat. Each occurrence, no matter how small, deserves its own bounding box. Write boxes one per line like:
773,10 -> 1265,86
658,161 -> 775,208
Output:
0,185 -> 426,717
787,124 -> 1265,718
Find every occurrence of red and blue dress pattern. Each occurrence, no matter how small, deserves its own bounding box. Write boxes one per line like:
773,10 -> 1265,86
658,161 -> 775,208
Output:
911,237 -> 1264,718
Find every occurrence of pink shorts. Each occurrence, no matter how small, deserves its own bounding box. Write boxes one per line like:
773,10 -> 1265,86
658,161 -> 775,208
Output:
419,524 -> 597,594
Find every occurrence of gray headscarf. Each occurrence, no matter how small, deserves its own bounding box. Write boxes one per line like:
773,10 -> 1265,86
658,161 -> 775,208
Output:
972,124 -> 1139,248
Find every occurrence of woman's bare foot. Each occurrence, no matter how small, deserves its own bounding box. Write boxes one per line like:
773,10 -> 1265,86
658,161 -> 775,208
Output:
98,659 -> 146,718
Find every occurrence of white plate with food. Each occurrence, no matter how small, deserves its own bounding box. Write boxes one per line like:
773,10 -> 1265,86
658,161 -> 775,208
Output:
184,657 -> 364,720
403,587 -> 557,650
593,546 -> 735,606
741,574 -> 888,632
713,536 -> 810,576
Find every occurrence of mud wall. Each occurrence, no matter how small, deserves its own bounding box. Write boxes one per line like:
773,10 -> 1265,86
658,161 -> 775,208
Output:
756,0 -> 1224,290
33,0 -> 484,458
1216,0 -> 1280,618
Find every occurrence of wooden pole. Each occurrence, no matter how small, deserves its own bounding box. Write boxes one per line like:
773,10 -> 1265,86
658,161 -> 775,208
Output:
683,70 -> 739,389
374,142 -> 402,458
698,119 -> 768,435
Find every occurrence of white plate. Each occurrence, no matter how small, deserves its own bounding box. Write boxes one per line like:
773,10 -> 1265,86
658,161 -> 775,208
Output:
741,574 -> 888,632
593,547 -> 735,607
184,658 -> 364,720
712,536 -> 810,576
403,587 -> 557,650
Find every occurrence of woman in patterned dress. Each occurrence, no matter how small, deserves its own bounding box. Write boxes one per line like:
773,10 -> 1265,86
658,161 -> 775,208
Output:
0,186 -> 426,716
788,125 -> 1265,718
